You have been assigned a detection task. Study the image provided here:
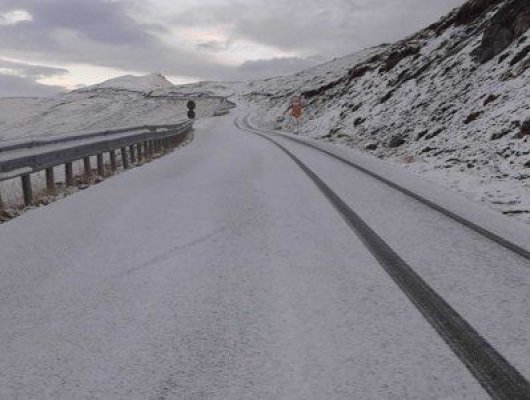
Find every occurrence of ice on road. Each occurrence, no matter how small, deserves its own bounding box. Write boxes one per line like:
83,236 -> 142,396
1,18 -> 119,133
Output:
0,115 -> 493,399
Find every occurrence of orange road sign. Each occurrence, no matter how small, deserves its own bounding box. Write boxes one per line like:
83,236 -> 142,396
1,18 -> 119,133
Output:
291,105 -> 302,118
290,96 -> 302,118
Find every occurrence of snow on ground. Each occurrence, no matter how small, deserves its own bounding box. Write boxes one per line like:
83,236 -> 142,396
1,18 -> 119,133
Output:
1,114 -> 499,399
0,77 -> 222,141
1,1 -> 529,224
80,72 -> 175,93
238,0 -> 530,224
1,113 -> 528,398
0,73 -> 225,209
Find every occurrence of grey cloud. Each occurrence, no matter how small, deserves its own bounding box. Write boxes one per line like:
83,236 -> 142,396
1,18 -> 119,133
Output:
0,73 -> 64,97
0,0 -> 233,81
172,0 -> 466,57
236,56 -> 324,79
0,0 -> 162,46
0,0 -> 467,85
196,40 -> 232,52
0,59 -> 68,79
0,59 -> 67,97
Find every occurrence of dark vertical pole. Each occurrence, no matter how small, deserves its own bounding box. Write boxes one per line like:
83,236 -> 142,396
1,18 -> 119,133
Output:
137,143 -> 143,162
121,148 -> 129,169
129,145 -> 136,163
110,150 -> 117,172
21,174 -> 32,206
144,141 -> 150,159
65,162 -> 74,186
45,167 -> 56,195
83,156 -> 92,178
97,153 -> 105,177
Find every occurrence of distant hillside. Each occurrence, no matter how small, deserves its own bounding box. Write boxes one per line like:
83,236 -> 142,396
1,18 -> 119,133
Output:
78,73 -> 176,94
0,74 -> 222,141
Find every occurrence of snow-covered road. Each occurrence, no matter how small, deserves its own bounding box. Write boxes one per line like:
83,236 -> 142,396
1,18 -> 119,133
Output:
1,113 -> 528,399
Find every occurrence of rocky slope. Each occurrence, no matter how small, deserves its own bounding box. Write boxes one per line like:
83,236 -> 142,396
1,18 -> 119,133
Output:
243,0 -> 530,223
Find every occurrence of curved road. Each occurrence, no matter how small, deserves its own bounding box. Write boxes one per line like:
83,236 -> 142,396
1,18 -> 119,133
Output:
0,113 -> 528,399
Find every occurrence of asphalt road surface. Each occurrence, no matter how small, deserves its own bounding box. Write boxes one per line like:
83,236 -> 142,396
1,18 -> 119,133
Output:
1,113 -> 528,399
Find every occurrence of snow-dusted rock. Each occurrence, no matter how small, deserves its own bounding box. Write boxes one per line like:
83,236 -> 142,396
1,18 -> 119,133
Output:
242,0 -> 530,223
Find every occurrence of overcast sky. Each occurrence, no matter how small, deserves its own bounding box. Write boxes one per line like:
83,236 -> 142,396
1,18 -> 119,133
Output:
0,0 -> 465,96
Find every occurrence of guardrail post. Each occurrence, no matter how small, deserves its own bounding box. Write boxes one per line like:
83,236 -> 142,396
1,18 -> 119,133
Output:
121,148 -> 129,169
110,150 -> 117,172
144,141 -> 151,159
21,174 -> 32,206
129,145 -> 136,163
97,153 -> 105,177
83,157 -> 92,178
65,162 -> 74,186
45,167 -> 56,195
137,143 -> 143,162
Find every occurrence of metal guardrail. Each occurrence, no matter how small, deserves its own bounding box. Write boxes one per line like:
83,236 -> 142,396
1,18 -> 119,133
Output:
0,123 -> 190,153
0,120 -> 194,206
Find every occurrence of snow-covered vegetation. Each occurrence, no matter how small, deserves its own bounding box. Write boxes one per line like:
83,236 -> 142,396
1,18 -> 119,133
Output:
240,0 -> 530,223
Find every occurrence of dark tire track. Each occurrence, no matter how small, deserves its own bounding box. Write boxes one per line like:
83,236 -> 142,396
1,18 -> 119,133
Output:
242,115 -> 530,262
235,116 -> 530,400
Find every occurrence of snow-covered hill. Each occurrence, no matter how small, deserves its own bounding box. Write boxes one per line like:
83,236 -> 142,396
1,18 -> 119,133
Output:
0,73 -> 224,141
78,73 -> 175,94
242,0 -> 530,223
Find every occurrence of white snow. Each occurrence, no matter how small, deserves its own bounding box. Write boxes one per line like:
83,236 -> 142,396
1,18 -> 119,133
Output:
245,114 -> 530,257
79,72 -> 176,93
234,5 -> 530,224
0,114 -> 501,399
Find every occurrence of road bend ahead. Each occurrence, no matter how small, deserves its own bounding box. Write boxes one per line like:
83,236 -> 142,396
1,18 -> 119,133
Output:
1,113 -> 528,399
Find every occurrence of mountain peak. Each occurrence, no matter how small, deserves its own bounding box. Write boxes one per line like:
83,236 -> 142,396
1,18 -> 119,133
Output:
79,73 -> 175,93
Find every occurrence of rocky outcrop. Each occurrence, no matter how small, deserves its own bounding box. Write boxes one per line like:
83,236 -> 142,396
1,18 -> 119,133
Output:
453,0 -> 502,26
388,135 -> 406,148
475,0 -> 530,63
381,43 -> 421,72
518,118 -> 530,138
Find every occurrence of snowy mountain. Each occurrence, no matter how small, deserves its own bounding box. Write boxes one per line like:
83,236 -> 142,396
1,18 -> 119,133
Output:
242,0 -> 530,223
77,73 -> 176,94
0,73 -> 222,141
